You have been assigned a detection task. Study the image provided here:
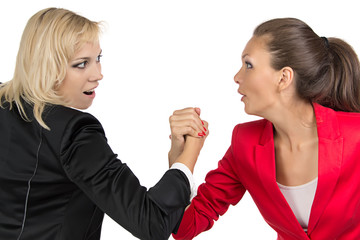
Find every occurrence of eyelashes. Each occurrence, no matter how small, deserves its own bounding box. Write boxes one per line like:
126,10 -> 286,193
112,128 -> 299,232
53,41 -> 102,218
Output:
96,54 -> 103,62
245,61 -> 253,69
72,61 -> 87,69
71,54 -> 103,69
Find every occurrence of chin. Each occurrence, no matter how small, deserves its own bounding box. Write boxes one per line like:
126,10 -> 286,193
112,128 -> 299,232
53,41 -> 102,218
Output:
70,102 -> 93,110
244,105 -> 260,117
243,104 -> 252,115
78,104 -> 92,110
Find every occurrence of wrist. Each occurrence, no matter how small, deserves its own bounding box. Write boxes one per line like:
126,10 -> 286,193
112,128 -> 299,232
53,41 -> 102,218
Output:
174,145 -> 201,173
183,137 -> 204,154
168,143 -> 184,167
168,149 -> 180,168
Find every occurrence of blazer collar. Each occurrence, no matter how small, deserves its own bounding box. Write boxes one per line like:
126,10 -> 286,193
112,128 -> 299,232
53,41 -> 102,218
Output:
255,103 -> 343,237
307,103 -> 343,235
312,103 -> 341,140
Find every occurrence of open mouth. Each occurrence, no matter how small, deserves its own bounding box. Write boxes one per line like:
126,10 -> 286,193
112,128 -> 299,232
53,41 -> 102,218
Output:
83,89 -> 95,95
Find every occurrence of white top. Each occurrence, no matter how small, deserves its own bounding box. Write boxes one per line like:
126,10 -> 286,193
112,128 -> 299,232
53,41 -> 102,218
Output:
277,178 -> 318,232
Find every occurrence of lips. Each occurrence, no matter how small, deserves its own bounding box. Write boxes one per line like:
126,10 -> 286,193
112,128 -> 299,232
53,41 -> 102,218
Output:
83,85 -> 98,96
83,89 -> 95,95
237,89 -> 246,102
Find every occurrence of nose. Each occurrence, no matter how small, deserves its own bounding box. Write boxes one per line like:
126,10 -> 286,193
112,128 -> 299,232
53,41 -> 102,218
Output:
234,69 -> 242,84
89,63 -> 103,82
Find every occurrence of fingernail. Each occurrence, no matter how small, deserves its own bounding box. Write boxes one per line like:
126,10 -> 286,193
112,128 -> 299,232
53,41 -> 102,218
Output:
201,120 -> 204,125
198,132 -> 205,137
203,127 -> 207,132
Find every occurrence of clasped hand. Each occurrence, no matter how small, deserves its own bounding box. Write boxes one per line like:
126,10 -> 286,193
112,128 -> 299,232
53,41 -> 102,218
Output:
168,107 -> 209,172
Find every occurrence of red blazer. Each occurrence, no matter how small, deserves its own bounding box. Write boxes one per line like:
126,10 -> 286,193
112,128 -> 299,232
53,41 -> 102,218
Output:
173,103 -> 360,239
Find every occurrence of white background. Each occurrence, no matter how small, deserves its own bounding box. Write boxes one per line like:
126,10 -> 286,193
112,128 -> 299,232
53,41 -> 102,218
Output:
1,1 -> 359,239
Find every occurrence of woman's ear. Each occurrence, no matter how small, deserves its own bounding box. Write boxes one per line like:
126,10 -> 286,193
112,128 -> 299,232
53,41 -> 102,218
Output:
278,66 -> 294,92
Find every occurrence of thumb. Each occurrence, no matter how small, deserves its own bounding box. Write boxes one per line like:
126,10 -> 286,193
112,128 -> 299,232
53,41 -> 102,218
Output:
194,107 -> 201,116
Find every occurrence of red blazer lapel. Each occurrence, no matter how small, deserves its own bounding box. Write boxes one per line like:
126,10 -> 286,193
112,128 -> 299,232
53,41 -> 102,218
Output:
255,121 -> 307,238
307,104 -> 343,235
254,104 -> 343,238
255,121 -> 278,202
255,121 -> 276,200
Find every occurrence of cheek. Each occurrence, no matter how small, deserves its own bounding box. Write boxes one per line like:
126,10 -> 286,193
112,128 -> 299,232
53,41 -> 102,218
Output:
246,76 -> 264,95
62,72 -> 84,90
59,79 -> 73,94
249,77 -> 278,102
58,74 -> 80,100
259,72 -> 278,90
57,81 -> 68,97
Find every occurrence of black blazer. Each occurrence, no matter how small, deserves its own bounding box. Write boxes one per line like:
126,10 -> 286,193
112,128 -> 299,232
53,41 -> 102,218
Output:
0,102 -> 190,240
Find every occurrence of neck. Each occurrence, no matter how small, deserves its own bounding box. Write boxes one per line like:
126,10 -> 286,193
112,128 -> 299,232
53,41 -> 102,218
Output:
268,100 -> 317,151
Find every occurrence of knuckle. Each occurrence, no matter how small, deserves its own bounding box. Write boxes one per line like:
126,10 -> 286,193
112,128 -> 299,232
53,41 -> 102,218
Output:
190,113 -> 198,122
186,126 -> 192,133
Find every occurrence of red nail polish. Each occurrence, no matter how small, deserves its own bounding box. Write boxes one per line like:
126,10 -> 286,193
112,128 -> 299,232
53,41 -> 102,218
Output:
198,132 -> 205,137
203,127 -> 207,132
201,120 -> 204,125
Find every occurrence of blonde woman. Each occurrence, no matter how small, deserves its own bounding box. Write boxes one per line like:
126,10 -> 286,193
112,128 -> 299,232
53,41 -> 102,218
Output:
0,8 -> 208,240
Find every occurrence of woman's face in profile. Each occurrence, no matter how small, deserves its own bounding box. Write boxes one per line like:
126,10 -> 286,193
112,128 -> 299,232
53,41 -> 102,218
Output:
234,36 -> 281,117
57,41 -> 103,110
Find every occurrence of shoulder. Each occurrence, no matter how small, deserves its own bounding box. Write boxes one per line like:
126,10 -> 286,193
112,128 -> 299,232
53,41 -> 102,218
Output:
45,105 -> 102,131
335,111 -> 360,137
335,111 -> 360,123
314,103 -> 360,138
315,103 -> 360,125
232,119 -> 269,145
43,105 -> 105,149
233,119 -> 268,133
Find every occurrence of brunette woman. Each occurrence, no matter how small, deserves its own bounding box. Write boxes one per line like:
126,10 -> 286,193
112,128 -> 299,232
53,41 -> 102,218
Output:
171,18 -> 360,239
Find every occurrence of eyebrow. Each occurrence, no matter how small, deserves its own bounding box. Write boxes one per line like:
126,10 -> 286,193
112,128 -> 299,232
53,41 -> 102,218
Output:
73,49 -> 102,61
242,53 -> 249,59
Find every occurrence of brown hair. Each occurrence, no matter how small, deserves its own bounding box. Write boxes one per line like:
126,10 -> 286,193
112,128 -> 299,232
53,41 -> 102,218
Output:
253,18 -> 360,112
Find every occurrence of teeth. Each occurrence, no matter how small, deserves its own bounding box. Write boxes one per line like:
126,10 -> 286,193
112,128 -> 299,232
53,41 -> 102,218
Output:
83,89 -> 95,95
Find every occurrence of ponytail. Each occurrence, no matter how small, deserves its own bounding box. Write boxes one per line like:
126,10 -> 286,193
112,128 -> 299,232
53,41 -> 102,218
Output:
254,18 -> 360,112
323,38 -> 360,112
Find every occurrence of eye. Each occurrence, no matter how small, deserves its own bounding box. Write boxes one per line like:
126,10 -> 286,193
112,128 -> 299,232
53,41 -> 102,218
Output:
72,61 -> 88,69
96,54 -> 103,63
245,61 -> 253,69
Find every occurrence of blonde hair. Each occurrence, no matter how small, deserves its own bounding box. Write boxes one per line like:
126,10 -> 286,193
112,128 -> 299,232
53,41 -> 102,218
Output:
0,7 -> 102,129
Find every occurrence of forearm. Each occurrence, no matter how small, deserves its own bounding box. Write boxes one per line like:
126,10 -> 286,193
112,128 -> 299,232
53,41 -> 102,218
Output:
171,162 -> 197,200
70,161 -> 191,240
174,137 -> 203,173
168,137 -> 185,168
173,148 -> 247,239
116,169 -> 191,240
173,203 -> 213,240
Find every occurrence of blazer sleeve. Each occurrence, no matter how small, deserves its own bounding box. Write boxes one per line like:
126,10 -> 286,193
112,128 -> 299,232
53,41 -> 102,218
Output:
173,139 -> 246,239
59,113 -> 190,240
